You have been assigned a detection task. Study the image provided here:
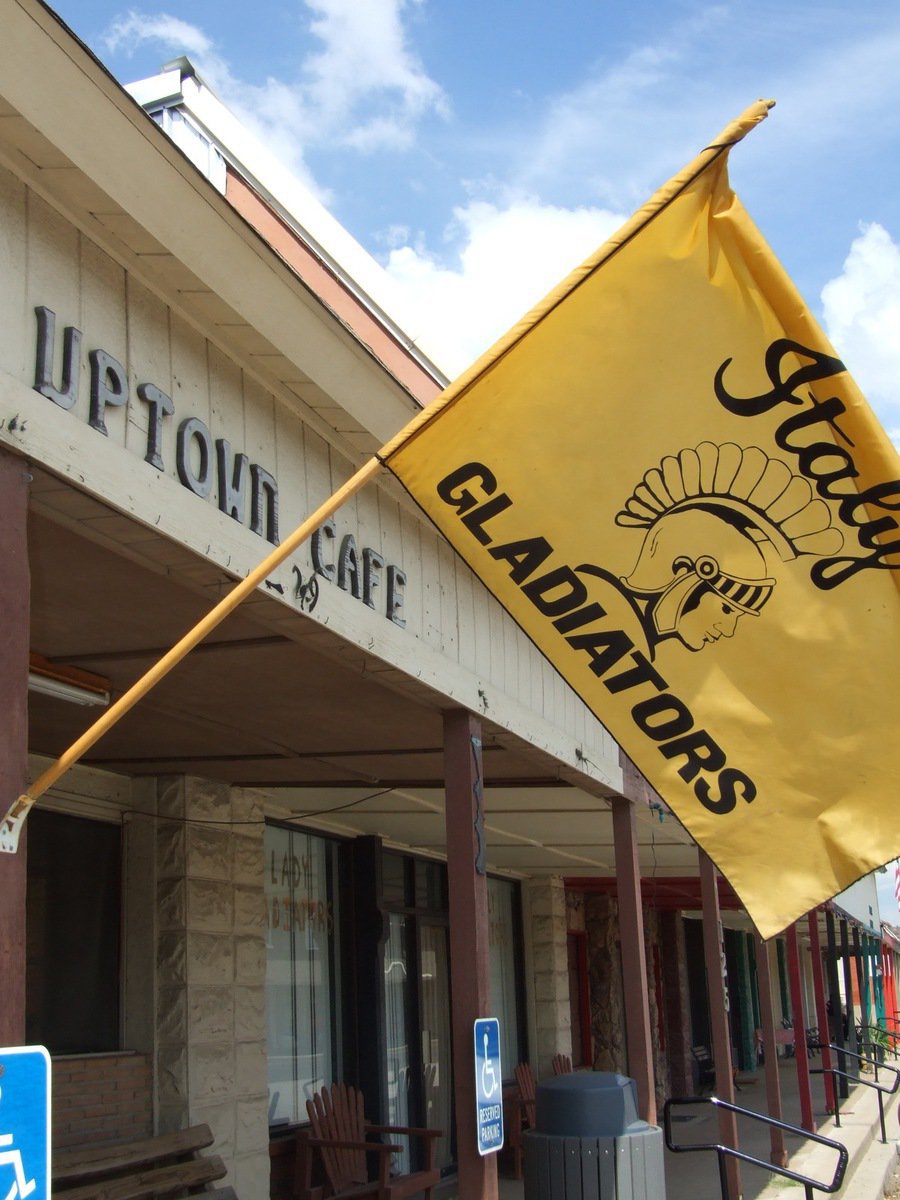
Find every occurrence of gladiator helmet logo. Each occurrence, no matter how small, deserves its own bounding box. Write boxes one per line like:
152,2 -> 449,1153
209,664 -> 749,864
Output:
613,442 -> 844,652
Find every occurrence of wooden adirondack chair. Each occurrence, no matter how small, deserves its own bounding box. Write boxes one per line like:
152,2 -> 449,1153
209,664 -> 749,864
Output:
505,1062 -> 537,1180
514,1062 -> 536,1129
551,1053 -> 573,1075
294,1082 -> 441,1200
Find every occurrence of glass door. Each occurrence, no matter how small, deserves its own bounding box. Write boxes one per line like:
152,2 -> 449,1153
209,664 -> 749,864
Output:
384,913 -> 413,1172
382,915 -> 455,1173
419,923 -> 453,1171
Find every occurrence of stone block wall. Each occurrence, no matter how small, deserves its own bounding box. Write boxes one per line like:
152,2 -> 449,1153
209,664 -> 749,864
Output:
154,776 -> 269,1200
643,906 -> 670,1107
584,892 -> 626,1074
659,911 -> 693,1096
523,878 -> 571,1079
581,892 -> 679,1108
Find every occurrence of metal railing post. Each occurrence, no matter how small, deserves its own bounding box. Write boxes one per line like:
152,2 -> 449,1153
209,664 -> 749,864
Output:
664,1095 -> 848,1200
812,1044 -> 900,1146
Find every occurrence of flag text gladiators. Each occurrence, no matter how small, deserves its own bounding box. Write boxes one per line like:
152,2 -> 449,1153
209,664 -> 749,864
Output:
435,462 -> 757,817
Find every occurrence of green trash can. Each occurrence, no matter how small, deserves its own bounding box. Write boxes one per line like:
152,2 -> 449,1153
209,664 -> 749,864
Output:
523,1073 -> 665,1199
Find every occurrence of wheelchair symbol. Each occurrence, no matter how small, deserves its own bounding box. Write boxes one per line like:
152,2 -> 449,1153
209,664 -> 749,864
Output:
0,1086 -> 36,1200
480,1032 -> 498,1098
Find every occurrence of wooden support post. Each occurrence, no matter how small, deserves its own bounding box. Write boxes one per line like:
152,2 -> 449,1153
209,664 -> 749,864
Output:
873,937 -> 886,1023
611,796 -> 656,1125
754,935 -> 788,1167
443,710 -> 498,1200
0,449 -> 29,1046
785,922 -> 815,1132
840,919 -> 859,1059
699,850 -> 740,1200
807,911 -> 835,1114
825,909 -> 848,1099
853,927 -> 870,1032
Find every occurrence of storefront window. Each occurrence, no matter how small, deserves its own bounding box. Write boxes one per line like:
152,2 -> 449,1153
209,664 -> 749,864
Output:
26,809 -> 121,1053
265,824 -> 341,1126
488,877 -> 524,1078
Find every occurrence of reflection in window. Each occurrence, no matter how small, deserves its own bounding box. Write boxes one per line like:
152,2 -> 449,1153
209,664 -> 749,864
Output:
384,914 -> 411,1172
488,877 -> 522,1078
265,825 -> 340,1126
420,924 -> 453,1171
26,809 -> 121,1053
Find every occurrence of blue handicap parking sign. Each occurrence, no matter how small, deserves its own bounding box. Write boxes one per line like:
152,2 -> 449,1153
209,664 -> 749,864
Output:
0,1046 -> 50,1200
473,1018 -> 504,1155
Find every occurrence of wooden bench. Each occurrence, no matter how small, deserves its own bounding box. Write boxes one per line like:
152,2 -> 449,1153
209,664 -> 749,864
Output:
691,1045 -> 745,1094
53,1123 -> 236,1200
691,1045 -> 716,1094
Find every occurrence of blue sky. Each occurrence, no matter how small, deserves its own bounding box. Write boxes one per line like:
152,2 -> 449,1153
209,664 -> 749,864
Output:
52,0 -> 900,438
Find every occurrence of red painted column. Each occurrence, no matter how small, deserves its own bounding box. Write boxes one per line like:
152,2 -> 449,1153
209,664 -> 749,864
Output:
699,850 -> 740,1200
612,796 -> 656,1125
754,935 -> 788,1166
0,449 -> 30,1046
807,911 -> 835,1113
884,946 -> 898,1038
443,710 -> 498,1200
785,921 -> 815,1132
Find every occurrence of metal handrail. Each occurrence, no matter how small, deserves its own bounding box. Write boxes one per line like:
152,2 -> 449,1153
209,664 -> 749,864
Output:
855,1021 -> 900,1055
663,1095 -> 848,1200
811,1043 -> 900,1144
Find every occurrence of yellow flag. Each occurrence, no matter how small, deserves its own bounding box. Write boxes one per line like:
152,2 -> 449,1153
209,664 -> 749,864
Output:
382,102 -> 900,939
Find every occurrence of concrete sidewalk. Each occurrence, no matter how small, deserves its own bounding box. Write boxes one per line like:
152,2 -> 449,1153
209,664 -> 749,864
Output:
664,1054 -> 900,1200
755,1061 -> 900,1200
482,1051 -> 900,1199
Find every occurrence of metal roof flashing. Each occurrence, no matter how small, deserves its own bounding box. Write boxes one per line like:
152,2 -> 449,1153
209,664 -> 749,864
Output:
124,66 -> 188,113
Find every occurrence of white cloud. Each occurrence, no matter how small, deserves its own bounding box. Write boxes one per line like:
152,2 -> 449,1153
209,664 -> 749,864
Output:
102,0 -> 447,171
506,6 -> 900,213
506,6 -> 739,208
385,198 -> 625,377
302,0 -> 449,152
821,223 -> 900,444
105,11 -> 215,60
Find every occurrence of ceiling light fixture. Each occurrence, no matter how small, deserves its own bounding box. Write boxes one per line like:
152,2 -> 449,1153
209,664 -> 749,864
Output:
28,654 -> 110,708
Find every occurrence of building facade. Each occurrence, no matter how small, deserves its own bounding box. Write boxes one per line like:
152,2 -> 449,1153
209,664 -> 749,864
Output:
2,6 -> 893,1199
0,3 -> 672,1195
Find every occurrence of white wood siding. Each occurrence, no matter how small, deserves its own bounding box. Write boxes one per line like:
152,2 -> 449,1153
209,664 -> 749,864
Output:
0,163 -> 622,794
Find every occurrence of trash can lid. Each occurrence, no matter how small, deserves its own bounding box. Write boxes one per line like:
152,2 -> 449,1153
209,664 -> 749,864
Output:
535,1071 -> 648,1138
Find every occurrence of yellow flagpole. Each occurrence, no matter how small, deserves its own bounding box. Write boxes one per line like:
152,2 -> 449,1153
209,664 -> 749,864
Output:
1,98 -> 775,852
0,455 -> 383,851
